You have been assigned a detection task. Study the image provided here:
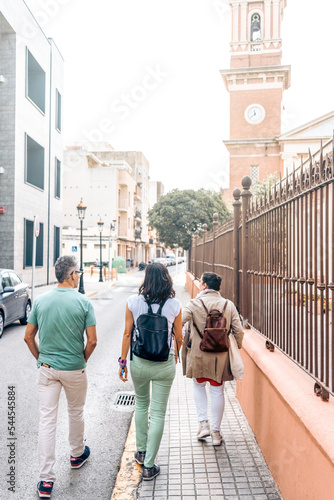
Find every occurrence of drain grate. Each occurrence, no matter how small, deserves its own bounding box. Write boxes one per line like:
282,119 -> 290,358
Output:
114,392 -> 135,411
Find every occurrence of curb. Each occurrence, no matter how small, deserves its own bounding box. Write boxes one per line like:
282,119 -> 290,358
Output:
111,413 -> 142,499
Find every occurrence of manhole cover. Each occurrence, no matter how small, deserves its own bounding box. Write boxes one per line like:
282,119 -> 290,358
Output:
113,392 -> 135,411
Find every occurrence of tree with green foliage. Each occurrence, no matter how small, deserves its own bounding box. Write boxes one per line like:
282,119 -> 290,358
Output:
148,189 -> 230,250
251,172 -> 279,201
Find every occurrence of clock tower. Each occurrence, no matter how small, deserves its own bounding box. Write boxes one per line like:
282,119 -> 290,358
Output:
221,0 -> 291,201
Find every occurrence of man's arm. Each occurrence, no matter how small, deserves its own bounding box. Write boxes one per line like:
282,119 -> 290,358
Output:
84,325 -> 97,361
24,323 -> 39,360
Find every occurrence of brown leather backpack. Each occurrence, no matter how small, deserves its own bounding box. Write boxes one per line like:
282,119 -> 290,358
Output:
193,299 -> 229,353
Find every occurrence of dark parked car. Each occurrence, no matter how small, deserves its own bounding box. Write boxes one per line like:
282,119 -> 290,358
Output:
0,269 -> 31,338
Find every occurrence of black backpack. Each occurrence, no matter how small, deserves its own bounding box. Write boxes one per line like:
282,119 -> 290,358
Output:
131,300 -> 172,362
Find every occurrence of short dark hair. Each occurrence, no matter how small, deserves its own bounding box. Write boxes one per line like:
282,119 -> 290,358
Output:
55,255 -> 78,283
139,263 -> 175,303
201,272 -> 222,291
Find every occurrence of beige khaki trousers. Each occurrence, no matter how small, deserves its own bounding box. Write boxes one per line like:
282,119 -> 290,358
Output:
38,366 -> 88,482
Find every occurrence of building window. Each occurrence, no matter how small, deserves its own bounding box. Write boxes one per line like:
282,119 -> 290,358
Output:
55,158 -> 61,198
26,48 -> 46,113
251,13 -> 261,42
25,134 -> 45,190
250,165 -> 259,184
24,219 -> 44,268
56,89 -> 62,131
54,226 -> 60,264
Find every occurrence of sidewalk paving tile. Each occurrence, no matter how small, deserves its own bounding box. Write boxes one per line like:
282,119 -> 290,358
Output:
136,363 -> 283,500
135,281 -> 283,499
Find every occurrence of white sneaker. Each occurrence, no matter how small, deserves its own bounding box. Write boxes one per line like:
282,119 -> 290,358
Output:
211,430 -> 223,446
197,420 -> 210,440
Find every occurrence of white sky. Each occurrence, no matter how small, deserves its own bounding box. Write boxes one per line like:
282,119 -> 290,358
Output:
24,0 -> 334,193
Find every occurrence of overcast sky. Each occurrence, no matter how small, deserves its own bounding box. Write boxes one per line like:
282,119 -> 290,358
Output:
24,0 -> 334,193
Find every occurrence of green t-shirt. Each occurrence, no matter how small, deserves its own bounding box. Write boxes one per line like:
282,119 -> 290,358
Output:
28,288 -> 96,371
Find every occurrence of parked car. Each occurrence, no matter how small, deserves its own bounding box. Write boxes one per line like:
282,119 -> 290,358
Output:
0,269 -> 31,338
166,256 -> 176,266
148,258 -> 168,267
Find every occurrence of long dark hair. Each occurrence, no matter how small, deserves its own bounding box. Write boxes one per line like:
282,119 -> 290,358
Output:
138,263 -> 175,303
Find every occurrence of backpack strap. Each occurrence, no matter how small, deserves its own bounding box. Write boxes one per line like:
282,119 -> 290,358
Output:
192,315 -> 203,339
145,299 -> 167,315
199,298 -> 209,314
156,298 -> 167,315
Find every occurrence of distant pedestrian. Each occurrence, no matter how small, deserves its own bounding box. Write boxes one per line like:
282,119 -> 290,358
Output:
118,263 -> 182,480
182,272 -> 244,446
24,255 -> 97,499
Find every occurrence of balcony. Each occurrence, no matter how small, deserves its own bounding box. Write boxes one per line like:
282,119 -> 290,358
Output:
249,41 -> 262,52
118,199 -> 129,212
134,184 -> 142,201
135,229 -> 142,240
134,208 -> 142,221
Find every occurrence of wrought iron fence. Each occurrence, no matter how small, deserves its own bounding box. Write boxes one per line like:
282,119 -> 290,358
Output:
190,140 -> 334,397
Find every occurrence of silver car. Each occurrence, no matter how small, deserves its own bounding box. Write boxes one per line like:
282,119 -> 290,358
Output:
0,269 -> 31,338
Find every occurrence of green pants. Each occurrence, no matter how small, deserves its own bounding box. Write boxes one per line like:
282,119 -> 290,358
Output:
130,354 -> 175,468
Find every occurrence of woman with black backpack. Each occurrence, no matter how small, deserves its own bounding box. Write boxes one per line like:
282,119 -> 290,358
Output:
118,263 -> 183,480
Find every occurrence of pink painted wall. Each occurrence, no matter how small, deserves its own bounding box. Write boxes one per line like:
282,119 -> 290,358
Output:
186,271 -> 200,298
185,272 -> 334,500
236,329 -> 334,500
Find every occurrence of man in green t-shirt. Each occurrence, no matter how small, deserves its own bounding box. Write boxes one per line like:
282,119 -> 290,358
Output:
24,255 -> 97,499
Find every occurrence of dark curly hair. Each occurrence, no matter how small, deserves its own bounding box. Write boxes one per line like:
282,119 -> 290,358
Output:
138,263 -> 175,303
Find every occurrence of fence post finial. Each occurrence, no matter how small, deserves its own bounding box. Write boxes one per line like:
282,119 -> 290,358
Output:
202,224 -> 207,273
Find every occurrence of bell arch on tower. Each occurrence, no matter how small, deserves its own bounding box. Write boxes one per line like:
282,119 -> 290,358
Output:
248,10 -> 263,52
250,13 -> 262,41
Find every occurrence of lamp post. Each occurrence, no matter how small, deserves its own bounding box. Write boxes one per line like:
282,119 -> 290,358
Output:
76,198 -> 87,294
108,220 -> 117,282
97,218 -> 104,282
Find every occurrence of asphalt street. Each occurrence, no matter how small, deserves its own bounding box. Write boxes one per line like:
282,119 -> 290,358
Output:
0,264 -> 186,500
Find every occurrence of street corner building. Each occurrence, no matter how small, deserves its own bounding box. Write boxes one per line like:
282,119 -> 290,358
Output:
0,0 -> 64,285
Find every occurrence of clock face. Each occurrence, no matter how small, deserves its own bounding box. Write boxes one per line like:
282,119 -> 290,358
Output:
245,104 -> 265,125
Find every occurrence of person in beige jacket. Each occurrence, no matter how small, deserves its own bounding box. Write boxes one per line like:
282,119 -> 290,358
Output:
182,272 -> 244,446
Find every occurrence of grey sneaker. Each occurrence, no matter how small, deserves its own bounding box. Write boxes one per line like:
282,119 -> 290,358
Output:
197,420 -> 210,440
211,430 -> 223,446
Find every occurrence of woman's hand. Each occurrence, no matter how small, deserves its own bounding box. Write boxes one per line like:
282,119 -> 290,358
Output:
118,365 -> 128,382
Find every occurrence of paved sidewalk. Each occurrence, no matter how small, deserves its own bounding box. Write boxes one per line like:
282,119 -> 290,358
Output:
134,276 -> 283,500
136,366 -> 283,500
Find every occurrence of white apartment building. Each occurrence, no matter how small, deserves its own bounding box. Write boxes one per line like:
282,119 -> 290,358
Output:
149,180 -> 164,258
0,0 -> 63,285
94,149 -> 152,263
63,145 -> 136,266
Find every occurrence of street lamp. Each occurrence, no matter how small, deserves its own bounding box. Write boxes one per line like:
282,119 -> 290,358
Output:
97,218 -> 104,282
76,198 -> 87,294
108,220 -> 117,283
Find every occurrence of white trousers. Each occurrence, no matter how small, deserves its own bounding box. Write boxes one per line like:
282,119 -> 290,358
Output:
38,366 -> 88,482
192,379 -> 225,431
